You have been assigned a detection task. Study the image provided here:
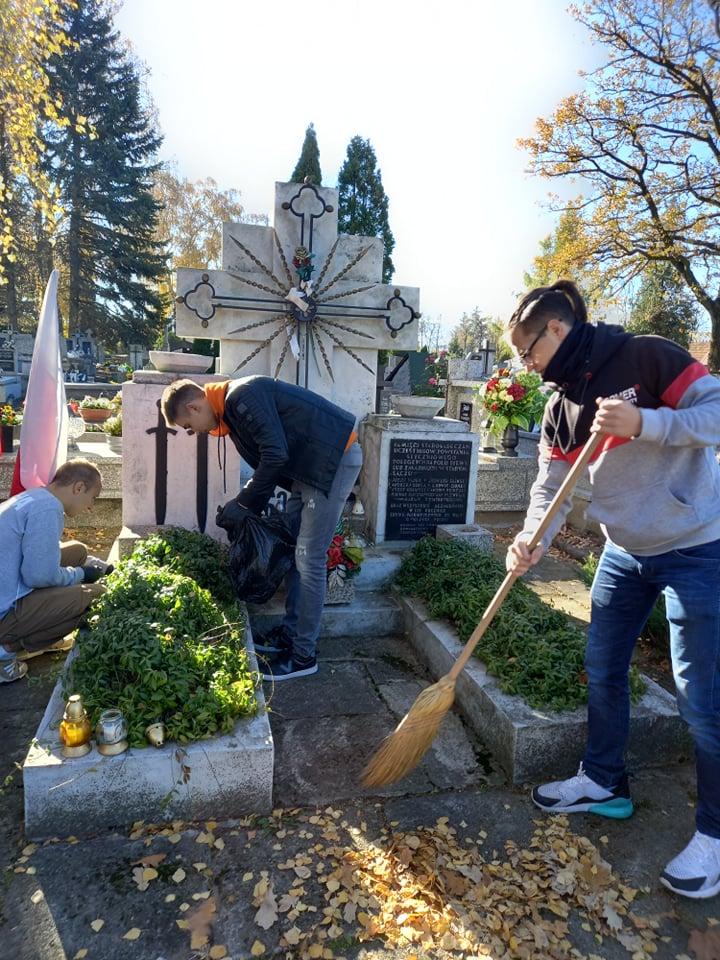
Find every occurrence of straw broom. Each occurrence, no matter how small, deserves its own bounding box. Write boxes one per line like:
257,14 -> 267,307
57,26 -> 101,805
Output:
362,431 -> 603,788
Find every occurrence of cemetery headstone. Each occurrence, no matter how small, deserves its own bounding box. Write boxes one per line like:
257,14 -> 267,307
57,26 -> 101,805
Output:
360,414 -> 479,543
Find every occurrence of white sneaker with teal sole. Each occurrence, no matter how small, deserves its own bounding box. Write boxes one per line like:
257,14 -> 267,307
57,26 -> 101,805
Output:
661,831 -> 720,899
532,763 -> 634,819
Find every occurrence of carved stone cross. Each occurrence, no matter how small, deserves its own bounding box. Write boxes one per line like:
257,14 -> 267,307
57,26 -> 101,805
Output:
175,180 -> 420,418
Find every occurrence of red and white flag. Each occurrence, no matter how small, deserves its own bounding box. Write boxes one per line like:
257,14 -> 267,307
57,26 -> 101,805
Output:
10,270 -> 68,495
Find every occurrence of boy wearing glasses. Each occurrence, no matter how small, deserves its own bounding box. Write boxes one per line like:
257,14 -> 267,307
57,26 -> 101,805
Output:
505,280 -> 720,900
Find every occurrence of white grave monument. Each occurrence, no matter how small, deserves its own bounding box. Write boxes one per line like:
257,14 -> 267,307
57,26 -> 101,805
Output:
121,180 -> 421,540
174,180 -> 420,420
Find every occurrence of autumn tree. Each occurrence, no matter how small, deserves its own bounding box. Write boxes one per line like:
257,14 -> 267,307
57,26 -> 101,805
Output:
448,307 -> 491,357
520,0 -> 720,368
523,206 -> 610,311
291,122 -> 321,184
153,165 -> 267,351
337,136 -> 394,283
0,0 -> 72,298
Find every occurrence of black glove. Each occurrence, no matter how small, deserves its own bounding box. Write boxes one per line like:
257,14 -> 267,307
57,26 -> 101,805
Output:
81,557 -> 114,583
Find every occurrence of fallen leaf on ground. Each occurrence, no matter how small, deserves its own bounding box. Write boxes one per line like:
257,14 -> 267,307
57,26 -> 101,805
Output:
30,890 -> 44,905
284,926 -> 302,945
134,853 -> 166,868
73,951 -> 88,960
688,926 -> 720,960
250,939 -> 265,956
186,895 -> 217,952
171,867 -> 186,883
254,882 -> 279,930
209,947 -> 228,959
90,919 -> 104,932
122,927 -> 141,940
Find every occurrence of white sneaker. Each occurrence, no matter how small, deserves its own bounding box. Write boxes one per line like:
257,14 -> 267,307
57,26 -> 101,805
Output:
532,763 -> 634,819
661,831 -> 720,899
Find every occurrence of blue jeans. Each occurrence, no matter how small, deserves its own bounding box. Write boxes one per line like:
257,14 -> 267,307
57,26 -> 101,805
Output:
281,442 -> 363,660
584,539 -> 720,838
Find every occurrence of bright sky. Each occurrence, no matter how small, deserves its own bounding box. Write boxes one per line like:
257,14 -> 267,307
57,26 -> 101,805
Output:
115,0 -> 597,338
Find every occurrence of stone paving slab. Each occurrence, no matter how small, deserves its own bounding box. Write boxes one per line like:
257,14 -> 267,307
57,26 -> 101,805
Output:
268,638 -> 492,807
2,634 -> 717,960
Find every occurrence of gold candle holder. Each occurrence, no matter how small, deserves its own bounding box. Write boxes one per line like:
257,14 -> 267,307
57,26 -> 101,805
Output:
59,695 -> 92,758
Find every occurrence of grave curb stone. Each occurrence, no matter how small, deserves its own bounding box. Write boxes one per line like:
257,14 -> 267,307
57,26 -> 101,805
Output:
396,593 -> 692,784
23,620 -> 273,839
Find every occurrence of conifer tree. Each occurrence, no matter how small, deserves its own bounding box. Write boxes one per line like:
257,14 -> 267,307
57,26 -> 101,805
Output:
337,136 -> 394,283
628,263 -> 698,349
44,0 -> 167,345
291,122 -> 322,184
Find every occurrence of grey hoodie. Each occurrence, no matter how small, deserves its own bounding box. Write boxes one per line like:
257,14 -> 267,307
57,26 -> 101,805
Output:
519,325 -> 720,555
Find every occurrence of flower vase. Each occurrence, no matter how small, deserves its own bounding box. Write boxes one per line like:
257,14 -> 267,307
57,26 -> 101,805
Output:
500,425 -> 519,457
0,424 -> 15,453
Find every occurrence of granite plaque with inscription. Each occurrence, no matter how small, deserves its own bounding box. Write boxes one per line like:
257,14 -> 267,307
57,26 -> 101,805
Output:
385,437 -> 473,540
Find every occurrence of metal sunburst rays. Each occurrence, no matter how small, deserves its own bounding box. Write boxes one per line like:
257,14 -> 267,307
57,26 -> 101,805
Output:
225,232 -> 376,378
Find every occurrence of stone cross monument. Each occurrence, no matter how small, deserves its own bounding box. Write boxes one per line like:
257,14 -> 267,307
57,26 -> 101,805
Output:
174,180 -> 420,420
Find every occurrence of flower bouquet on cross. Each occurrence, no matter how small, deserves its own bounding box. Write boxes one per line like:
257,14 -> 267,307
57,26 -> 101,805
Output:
326,520 -> 364,603
476,367 -> 547,435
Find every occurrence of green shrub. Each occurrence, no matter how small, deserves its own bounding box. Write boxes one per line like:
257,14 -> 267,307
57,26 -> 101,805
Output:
129,527 -> 236,609
396,537 -> 645,712
64,531 -> 254,747
103,413 -> 122,436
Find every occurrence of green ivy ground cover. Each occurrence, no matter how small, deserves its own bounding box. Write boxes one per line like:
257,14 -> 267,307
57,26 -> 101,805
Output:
396,537 -> 644,712
64,529 -> 256,747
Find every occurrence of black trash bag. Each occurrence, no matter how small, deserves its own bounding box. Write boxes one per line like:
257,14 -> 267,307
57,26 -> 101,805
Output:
216,500 -> 300,604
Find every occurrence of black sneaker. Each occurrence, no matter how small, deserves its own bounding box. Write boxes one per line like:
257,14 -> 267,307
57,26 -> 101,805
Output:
261,653 -> 318,682
253,624 -> 294,656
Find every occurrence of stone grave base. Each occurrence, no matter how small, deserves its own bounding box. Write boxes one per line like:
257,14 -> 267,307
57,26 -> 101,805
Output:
475,451 -> 538,513
23,624 -> 273,839
397,594 -> 691,784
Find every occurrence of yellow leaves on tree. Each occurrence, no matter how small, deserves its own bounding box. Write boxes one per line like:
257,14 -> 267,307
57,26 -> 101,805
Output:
0,0 -> 74,283
517,0 -> 720,368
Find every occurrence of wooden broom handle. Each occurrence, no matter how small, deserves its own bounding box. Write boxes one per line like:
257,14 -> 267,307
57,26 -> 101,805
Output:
448,431 -> 602,682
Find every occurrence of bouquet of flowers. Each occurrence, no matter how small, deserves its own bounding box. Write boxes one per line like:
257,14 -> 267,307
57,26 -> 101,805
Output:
476,368 -> 547,435
326,520 -> 364,589
0,404 -> 22,427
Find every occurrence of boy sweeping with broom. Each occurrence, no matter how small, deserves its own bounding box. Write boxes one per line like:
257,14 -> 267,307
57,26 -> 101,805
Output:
505,280 -> 720,900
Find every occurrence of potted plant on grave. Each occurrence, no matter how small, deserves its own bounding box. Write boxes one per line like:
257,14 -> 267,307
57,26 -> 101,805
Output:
79,395 -> 113,424
476,368 -> 547,457
103,412 -> 122,454
325,520 -> 364,604
0,404 -> 22,453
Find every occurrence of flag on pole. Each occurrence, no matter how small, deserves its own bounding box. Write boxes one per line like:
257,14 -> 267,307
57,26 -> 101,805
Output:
10,270 -> 68,496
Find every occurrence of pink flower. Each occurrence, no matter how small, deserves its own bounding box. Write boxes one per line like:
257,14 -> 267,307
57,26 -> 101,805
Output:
428,377 -> 438,386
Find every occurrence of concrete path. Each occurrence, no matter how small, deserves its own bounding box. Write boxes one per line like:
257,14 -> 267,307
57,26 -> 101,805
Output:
2,629 -> 718,960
